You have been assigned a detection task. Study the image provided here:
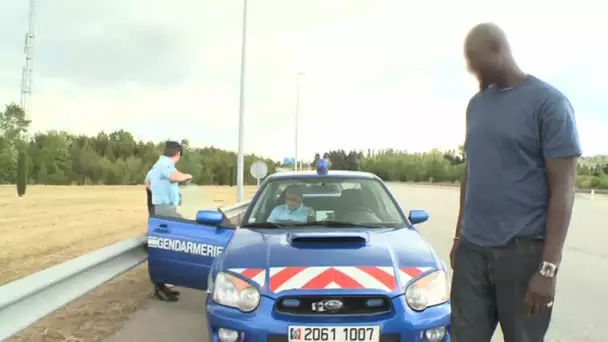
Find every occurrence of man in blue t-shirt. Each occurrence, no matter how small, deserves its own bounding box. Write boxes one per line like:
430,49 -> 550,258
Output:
145,141 -> 192,217
268,185 -> 312,223
450,23 -> 581,342
145,141 -> 192,301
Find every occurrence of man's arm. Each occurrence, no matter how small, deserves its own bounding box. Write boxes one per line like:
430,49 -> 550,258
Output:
454,164 -> 468,238
540,96 -> 582,265
144,170 -> 151,188
144,171 -> 153,215
455,99 -> 471,239
160,165 -> 191,182
146,187 -> 154,216
169,170 -> 192,182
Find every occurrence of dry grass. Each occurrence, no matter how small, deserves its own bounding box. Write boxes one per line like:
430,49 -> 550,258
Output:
0,185 -> 256,341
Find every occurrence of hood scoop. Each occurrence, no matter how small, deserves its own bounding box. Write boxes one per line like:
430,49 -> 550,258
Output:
287,231 -> 369,248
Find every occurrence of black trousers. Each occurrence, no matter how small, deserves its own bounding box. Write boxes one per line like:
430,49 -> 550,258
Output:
147,189 -> 166,289
450,237 -> 552,342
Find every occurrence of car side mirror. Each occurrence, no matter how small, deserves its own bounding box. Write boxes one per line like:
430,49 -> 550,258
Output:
195,210 -> 224,226
408,209 -> 429,225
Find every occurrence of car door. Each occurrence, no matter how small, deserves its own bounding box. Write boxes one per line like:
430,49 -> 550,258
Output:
147,216 -> 235,291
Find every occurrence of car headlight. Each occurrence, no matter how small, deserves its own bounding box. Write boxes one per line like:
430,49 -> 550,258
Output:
212,272 -> 261,312
405,270 -> 449,311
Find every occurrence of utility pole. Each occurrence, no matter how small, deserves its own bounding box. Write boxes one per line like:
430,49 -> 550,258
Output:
294,72 -> 304,171
20,0 -> 38,121
236,0 -> 249,202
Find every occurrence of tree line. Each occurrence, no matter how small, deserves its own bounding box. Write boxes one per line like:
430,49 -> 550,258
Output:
0,103 -> 278,186
314,149 -> 608,189
1,103 -> 607,189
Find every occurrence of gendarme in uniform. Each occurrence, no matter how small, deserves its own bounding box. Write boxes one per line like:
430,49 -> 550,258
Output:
146,141 -> 184,218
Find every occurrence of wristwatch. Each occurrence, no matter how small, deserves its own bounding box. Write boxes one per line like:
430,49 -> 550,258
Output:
539,261 -> 559,278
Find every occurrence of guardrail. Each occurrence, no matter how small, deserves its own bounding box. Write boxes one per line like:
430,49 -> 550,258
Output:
0,200 -> 252,341
222,201 -> 252,225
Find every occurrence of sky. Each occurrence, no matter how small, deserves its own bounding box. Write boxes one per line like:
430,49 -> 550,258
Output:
0,0 -> 606,161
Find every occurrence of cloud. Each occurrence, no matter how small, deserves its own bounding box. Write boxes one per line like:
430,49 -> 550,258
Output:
36,23 -> 188,87
0,0 -> 606,160
576,115 -> 608,157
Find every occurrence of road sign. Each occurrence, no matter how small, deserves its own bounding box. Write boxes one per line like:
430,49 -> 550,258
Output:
250,160 -> 268,187
283,157 -> 296,165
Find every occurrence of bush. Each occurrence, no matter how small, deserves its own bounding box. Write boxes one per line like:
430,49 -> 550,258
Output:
16,150 -> 27,196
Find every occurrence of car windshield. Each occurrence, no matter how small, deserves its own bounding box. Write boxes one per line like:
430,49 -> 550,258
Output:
242,177 -> 406,228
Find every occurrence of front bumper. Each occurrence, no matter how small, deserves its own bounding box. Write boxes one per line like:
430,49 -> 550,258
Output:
206,295 -> 450,342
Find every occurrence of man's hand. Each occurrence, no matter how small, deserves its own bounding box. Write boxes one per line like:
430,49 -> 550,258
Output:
183,173 -> 193,181
524,272 -> 556,316
449,238 -> 460,269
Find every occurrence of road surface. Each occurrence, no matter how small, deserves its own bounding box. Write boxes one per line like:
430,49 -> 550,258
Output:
106,184 -> 606,342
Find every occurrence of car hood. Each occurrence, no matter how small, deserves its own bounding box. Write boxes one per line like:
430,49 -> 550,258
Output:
217,227 -> 442,298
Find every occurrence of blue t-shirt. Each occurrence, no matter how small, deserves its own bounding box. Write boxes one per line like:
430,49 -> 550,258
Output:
461,75 -> 582,247
146,156 -> 180,207
268,204 -> 311,223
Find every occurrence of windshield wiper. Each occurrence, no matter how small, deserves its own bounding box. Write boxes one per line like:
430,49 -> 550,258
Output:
241,222 -> 285,228
293,221 -> 385,228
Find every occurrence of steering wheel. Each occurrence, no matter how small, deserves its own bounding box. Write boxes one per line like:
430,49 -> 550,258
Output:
346,207 -> 376,215
341,207 -> 382,223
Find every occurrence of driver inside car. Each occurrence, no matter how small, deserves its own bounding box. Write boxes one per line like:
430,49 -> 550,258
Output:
267,185 -> 313,223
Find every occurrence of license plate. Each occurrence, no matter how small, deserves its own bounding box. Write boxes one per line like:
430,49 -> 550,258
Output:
288,326 -> 380,342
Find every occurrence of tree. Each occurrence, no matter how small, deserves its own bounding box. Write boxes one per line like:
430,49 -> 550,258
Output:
0,104 -> 30,184
0,103 -> 30,142
16,150 -> 27,196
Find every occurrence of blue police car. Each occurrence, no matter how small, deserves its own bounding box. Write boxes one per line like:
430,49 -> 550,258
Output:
147,161 -> 451,342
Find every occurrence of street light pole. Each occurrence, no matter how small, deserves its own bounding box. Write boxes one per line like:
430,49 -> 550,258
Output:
294,72 -> 304,171
236,0 -> 248,202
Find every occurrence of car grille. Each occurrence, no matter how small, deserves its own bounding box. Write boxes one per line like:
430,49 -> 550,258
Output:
274,295 -> 392,316
267,333 -> 400,342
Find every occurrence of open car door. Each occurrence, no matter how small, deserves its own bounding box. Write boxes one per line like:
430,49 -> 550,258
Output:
147,211 -> 235,291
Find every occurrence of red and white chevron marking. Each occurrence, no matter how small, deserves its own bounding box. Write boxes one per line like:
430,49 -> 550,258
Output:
228,268 -> 266,288
398,266 -> 433,286
267,266 -> 433,293
228,266 -> 434,292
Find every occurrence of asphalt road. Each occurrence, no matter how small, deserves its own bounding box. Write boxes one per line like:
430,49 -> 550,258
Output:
106,184 -> 606,342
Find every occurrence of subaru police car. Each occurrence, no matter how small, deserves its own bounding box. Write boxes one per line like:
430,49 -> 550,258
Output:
147,160 -> 451,342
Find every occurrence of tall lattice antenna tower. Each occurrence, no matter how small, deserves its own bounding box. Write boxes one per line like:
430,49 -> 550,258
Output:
20,0 -> 38,120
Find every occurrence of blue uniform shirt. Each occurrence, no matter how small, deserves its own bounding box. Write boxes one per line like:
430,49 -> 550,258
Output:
461,75 -> 582,247
146,156 -> 180,207
268,204 -> 311,223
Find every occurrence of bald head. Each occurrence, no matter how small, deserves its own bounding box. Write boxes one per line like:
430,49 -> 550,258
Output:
464,23 -> 514,89
465,23 -> 510,51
